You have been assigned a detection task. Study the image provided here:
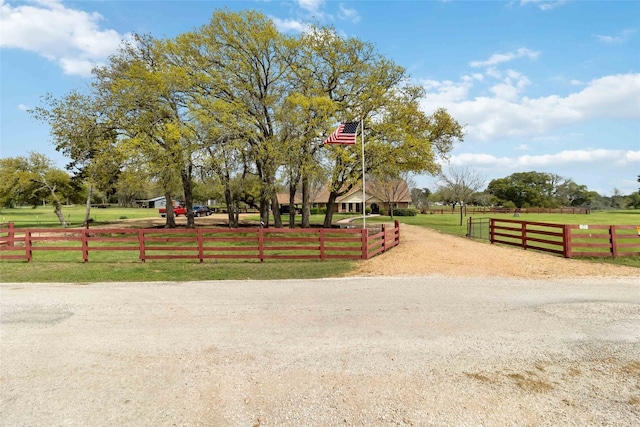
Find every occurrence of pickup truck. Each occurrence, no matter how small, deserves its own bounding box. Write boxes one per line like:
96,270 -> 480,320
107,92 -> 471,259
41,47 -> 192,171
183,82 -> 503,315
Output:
159,206 -> 187,218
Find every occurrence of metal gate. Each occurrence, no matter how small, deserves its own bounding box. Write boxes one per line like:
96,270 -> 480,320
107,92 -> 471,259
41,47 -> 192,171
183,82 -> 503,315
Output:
466,217 -> 491,241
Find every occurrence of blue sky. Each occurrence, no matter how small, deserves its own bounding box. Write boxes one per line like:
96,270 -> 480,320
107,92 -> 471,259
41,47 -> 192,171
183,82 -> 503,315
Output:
1,0 -> 639,196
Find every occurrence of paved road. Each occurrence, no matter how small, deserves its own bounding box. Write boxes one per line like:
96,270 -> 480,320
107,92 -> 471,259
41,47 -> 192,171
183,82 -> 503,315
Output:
2,277 -> 639,426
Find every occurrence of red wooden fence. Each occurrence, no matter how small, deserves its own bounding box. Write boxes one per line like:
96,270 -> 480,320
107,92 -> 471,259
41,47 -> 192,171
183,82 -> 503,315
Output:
0,221 -> 400,263
566,224 -> 640,258
489,218 -> 640,258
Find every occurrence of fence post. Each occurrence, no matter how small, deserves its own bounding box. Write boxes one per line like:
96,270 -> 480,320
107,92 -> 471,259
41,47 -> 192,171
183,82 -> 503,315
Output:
562,225 -> 572,258
258,227 -> 264,262
81,229 -> 89,262
521,221 -> 527,250
138,229 -> 145,262
610,225 -> 618,258
361,228 -> 368,259
197,229 -> 204,263
395,220 -> 400,246
25,230 -> 32,262
490,219 -> 495,244
381,224 -> 386,253
467,217 -> 472,238
8,222 -> 15,248
320,229 -> 325,260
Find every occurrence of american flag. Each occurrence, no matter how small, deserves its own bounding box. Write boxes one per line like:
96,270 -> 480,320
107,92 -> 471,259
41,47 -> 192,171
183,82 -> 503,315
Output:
323,122 -> 359,145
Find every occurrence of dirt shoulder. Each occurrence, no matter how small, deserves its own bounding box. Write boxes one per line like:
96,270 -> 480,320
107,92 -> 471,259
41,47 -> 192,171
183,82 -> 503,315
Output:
348,223 -> 640,279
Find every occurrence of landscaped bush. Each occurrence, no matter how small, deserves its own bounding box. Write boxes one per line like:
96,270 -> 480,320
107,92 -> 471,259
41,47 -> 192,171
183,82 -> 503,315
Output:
393,208 -> 417,216
319,208 -> 327,214
310,208 -> 319,215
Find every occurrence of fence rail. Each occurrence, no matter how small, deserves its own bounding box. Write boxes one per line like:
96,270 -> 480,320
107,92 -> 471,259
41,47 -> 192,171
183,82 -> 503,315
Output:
0,221 -> 400,262
485,218 -> 640,258
566,224 -> 640,258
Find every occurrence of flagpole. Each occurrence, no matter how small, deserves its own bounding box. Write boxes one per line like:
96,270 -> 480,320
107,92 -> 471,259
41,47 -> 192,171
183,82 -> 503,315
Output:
361,118 -> 365,230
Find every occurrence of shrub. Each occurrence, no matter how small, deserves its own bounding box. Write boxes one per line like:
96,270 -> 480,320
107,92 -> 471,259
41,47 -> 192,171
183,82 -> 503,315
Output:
319,208 -> 327,214
393,208 -> 417,217
365,207 -> 372,215
310,208 -> 319,215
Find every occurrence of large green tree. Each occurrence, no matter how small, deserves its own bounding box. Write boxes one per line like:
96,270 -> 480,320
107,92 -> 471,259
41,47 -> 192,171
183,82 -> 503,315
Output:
94,34 -> 198,228
34,9 -> 463,229
31,91 -> 119,226
0,153 -> 76,226
186,10 -> 296,228
487,171 -> 595,208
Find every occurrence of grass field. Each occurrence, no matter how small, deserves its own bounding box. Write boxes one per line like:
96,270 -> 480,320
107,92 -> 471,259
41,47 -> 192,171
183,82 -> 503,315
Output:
1,205 -> 163,228
0,205 -> 351,228
1,205 -> 638,282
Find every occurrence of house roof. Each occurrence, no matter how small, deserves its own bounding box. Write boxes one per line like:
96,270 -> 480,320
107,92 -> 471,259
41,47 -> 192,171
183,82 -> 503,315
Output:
312,179 -> 412,204
276,193 -> 303,205
136,196 -> 166,203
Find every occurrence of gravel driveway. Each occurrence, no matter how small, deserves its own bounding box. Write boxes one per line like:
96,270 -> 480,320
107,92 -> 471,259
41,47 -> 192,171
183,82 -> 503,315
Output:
2,275 -> 639,426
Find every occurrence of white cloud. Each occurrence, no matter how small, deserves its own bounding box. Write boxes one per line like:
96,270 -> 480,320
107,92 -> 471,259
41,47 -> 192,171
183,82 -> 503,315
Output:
450,149 -> 640,169
596,29 -> 636,44
519,0 -> 568,11
0,0 -> 129,77
421,73 -> 640,141
297,0 -> 324,14
489,70 -> 530,101
271,17 -> 309,33
338,3 -> 360,23
17,104 -> 29,111
470,47 -> 540,68
420,77 -> 476,105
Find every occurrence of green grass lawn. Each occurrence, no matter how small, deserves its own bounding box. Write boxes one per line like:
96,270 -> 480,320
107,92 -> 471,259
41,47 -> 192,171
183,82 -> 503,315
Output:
0,205 -> 159,228
0,258 -> 355,282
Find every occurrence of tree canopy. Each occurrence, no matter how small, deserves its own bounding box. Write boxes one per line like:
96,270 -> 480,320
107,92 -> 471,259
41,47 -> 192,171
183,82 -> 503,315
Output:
32,9 -> 463,228
486,171 -> 592,208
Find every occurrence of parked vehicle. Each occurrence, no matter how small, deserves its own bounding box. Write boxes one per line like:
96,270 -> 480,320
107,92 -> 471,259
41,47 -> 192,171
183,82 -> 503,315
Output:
193,205 -> 213,217
159,206 -> 187,218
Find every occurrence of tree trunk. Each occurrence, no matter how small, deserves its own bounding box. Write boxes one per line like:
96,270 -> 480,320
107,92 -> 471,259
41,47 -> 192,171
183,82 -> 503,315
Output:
181,166 -> 195,228
164,191 -> 176,228
83,184 -> 93,227
288,182 -> 296,229
271,193 -> 283,228
53,200 -> 67,228
323,192 -> 339,228
301,175 -> 310,228
260,198 -> 269,228
234,207 -> 240,228
256,160 -> 270,228
223,184 -> 237,228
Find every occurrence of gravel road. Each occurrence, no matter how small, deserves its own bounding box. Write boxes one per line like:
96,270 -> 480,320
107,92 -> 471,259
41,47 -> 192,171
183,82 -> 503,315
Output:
2,276 -> 639,426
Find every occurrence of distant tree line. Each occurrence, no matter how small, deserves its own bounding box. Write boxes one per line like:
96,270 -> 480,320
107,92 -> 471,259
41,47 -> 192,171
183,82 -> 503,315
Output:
412,169 -> 640,213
